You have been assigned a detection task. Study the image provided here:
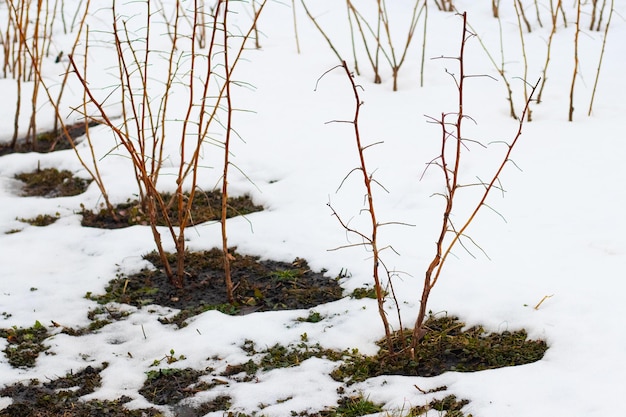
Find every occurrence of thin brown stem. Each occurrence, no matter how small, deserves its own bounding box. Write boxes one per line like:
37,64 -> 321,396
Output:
410,12 -> 538,352
222,0 -> 235,304
569,0 -> 581,121
588,0 -> 613,115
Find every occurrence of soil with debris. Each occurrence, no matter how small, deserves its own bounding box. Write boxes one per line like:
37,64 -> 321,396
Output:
92,248 -> 344,327
81,191 -> 263,229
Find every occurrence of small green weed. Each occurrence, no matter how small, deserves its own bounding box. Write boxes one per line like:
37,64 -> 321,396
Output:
350,286 -> 381,300
297,310 -> 324,323
330,395 -> 383,417
151,349 -> 186,367
0,321 -> 50,368
271,269 -> 302,281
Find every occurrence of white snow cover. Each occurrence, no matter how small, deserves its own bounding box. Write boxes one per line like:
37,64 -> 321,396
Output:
1,0 -> 625,416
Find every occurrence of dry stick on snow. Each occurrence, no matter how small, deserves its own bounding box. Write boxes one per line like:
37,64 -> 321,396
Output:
300,0 -> 344,64
569,0 -> 581,122
67,0 -> 188,285
514,0 -> 531,121
180,0 -> 267,295
595,0 -> 608,31
251,0 -> 261,49
77,26 -> 116,221
8,51 -> 116,216
6,0 -> 116,217
537,0 -> 562,105
379,0 -> 424,91
434,0 -> 454,12
116,2 -> 182,284
69,54 -> 177,282
221,0 -> 235,303
409,12 -> 540,351
420,0 -> 428,87
6,0 -> 29,148
173,0 -> 210,287
346,0 -> 360,75
26,0 -> 42,147
589,0 -> 598,31
462,15 -> 517,118
491,0 -> 500,18
9,24 -> 22,147
588,0 -> 614,116
374,0 -> 383,84
347,0 -> 424,90
292,0 -> 301,54
52,0 -> 91,143
534,0 -> 543,28
345,1 -> 382,83
515,0 -> 532,32
558,0 -> 568,28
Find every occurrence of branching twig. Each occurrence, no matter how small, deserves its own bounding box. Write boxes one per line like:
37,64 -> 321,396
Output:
410,13 -> 539,352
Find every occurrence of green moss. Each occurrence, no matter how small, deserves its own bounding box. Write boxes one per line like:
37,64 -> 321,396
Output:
225,340 -> 358,381
332,314 -> 548,383
350,286 -> 381,299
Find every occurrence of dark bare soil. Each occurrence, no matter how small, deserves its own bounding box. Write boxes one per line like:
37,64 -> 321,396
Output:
0,364 -> 164,417
0,122 -> 96,156
81,191 -> 263,229
91,248 -> 344,327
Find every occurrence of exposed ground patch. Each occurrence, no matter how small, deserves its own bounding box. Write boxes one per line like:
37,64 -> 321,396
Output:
0,122 -> 96,156
89,248 -> 343,327
15,168 -> 91,198
332,314 -> 548,383
17,214 -> 60,227
0,321 -> 50,368
0,364 -> 164,417
140,367 -> 209,406
80,190 -> 263,229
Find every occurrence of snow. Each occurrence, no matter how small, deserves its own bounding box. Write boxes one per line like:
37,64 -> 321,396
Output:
1,0 -> 626,416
